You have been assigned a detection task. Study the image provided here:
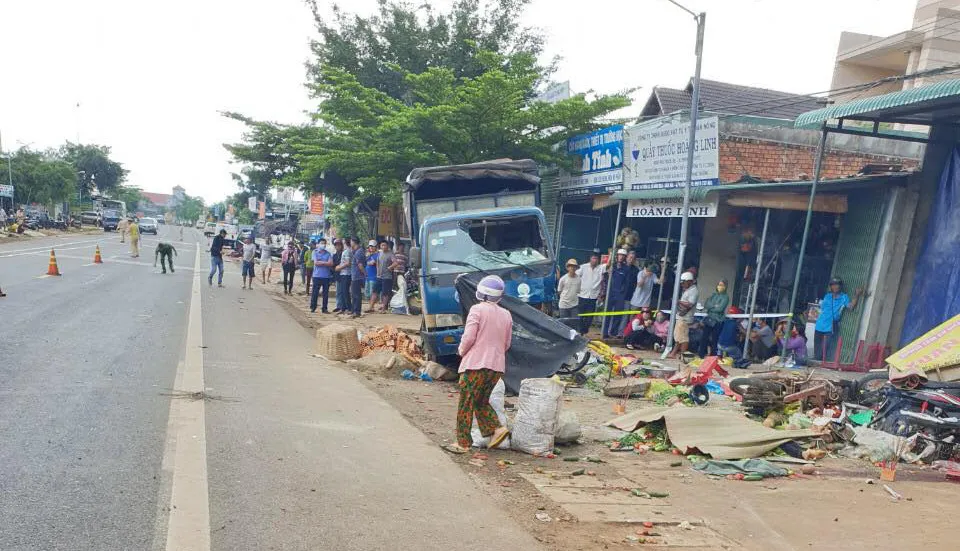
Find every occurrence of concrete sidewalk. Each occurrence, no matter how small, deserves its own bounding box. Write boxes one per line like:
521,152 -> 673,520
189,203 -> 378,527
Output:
201,278 -> 541,550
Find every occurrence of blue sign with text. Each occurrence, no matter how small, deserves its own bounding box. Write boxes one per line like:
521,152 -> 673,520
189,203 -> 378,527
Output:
560,125 -> 624,198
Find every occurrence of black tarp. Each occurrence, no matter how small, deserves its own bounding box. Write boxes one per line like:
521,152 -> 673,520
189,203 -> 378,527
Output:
456,275 -> 587,394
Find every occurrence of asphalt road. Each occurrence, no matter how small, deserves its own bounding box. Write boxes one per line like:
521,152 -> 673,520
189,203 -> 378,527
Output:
0,226 -> 539,550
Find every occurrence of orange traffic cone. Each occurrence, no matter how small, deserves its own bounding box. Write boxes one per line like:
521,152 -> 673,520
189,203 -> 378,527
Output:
47,249 -> 61,276
94,245 -> 103,264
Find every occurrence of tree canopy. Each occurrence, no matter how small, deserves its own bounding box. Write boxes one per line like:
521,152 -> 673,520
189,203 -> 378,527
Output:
0,148 -> 76,206
224,0 -> 631,206
58,143 -> 128,195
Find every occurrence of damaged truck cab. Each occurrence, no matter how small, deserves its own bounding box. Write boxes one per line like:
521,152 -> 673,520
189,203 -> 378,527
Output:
404,159 -> 556,360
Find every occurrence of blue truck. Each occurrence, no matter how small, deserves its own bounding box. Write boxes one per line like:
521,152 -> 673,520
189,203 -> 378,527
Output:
404,159 -> 557,360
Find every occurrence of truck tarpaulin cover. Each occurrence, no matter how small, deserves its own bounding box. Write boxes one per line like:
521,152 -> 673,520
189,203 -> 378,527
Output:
405,159 -> 540,190
901,147 -> 960,346
456,275 -> 586,394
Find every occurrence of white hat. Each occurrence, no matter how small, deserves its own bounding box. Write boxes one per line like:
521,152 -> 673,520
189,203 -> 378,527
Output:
616,248 -> 628,256
368,239 -> 377,246
680,271 -> 695,282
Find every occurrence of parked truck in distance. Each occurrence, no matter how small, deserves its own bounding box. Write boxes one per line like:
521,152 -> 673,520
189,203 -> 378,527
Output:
404,159 -> 556,360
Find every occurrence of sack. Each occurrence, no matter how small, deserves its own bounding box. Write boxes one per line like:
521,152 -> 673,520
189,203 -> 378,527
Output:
389,274 -> 409,314
471,379 -> 510,449
511,378 -> 565,456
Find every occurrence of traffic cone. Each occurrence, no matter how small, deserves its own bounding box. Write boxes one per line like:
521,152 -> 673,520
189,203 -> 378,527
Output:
47,249 -> 61,276
94,245 -> 103,264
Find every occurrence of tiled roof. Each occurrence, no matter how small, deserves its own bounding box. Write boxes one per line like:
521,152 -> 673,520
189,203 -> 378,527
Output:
141,192 -> 173,206
640,79 -> 822,120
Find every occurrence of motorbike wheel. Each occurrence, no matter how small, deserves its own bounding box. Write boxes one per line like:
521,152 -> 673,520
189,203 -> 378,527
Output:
854,372 -> 889,407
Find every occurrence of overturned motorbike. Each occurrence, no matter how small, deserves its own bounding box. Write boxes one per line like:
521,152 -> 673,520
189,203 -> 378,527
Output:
870,379 -> 960,462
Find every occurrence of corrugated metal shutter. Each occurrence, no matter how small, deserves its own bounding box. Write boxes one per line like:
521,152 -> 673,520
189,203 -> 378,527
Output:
540,171 -> 560,244
831,188 -> 889,362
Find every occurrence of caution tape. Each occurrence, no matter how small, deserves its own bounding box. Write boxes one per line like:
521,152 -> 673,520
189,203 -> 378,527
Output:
578,309 -> 661,318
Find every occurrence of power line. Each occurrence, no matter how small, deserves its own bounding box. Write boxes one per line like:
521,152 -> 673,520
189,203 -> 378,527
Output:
833,17 -> 943,60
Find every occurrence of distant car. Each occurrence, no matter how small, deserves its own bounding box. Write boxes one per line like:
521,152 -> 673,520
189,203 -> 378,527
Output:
80,211 -> 102,226
203,222 -> 216,237
139,217 -> 159,235
157,218 -> 165,225
102,209 -> 121,231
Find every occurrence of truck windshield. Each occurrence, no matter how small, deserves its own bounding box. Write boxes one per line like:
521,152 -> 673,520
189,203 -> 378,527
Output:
426,215 -> 551,275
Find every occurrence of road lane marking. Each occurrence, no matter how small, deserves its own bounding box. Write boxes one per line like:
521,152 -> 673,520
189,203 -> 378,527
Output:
161,246 -> 211,551
0,237 -> 103,256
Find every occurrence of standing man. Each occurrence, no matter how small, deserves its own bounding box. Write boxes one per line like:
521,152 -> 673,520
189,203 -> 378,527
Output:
630,263 -> 660,312
556,259 -> 582,328
376,241 -> 395,313
311,237 -> 333,313
117,216 -> 129,243
259,242 -> 273,284
241,236 -> 257,289
671,271 -> 699,358
302,240 -> 315,295
365,240 -> 379,311
333,239 -> 352,314
350,237 -> 365,318
154,242 -> 178,274
814,278 -> 865,362
208,228 -> 227,287
625,251 -> 640,305
576,251 -> 604,335
128,218 -> 140,258
602,249 -> 631,339
280,241 -> 298,295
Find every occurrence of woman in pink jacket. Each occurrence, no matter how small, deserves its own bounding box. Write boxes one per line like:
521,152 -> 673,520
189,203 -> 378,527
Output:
444,275 -> 513,454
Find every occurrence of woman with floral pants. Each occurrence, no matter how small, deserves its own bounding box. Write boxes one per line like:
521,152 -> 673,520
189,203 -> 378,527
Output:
444,275 -> 513,454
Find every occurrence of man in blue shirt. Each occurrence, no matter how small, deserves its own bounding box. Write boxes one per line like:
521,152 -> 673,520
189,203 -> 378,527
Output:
349,237 -> 366,318
602,249 -> 632,338
365,240 -> 379,310
310,237 -> 333,313
208,229 -> 227,287
814,278 -> 864,362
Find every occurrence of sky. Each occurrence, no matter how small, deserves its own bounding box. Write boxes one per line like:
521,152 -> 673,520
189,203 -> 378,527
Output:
0,0 -> 918,204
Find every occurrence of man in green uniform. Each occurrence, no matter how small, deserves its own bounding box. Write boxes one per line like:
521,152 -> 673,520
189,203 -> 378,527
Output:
154,242 -> 178,274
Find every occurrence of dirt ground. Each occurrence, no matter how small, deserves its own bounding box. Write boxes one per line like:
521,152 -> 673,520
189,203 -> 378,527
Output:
264,281 -> 959,550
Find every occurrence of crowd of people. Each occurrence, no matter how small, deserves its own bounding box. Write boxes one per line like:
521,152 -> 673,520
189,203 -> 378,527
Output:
555,247 -> 866,367
206,229 -> 411,319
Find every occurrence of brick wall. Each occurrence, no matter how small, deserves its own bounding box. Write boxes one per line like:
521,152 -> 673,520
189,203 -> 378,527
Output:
719,136 -> 919,183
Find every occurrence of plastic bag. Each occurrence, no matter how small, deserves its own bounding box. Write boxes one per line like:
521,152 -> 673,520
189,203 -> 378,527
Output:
510,378 -> 564,455
471,379 -> 510,449
389,274 -> 409,314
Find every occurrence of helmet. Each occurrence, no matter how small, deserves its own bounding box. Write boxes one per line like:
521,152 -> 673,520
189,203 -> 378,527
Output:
476,275 -> 505,303
680,271 -> 695,282
829,277 -> 843,286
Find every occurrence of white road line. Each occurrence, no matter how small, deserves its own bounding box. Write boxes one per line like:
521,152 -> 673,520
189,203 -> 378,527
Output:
0,237 -> 103,256
161,246 -> 211,550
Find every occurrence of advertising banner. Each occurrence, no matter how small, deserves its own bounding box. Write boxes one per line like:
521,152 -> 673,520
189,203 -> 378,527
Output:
247,196 -> 257,212
624,116 -> 719,191
626,196 -> 719,218
309,193 -> 325,215
0,184 -> 13,198
887,313 -> 960,373
559,125 -> 624,199
258,201 -> 266,220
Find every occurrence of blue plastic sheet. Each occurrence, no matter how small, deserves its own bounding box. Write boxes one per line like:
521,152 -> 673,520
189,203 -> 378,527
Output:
901,147 -> 960,346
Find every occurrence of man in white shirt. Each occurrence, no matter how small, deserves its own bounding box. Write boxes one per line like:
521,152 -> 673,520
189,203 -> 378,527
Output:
671,271 -> 700,358
630,264 -> 659,310
556,258 -> 582,328
241,237 -> 257,289
575,251 -> 605,335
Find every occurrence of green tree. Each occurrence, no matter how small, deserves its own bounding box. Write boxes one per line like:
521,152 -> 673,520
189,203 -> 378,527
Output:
224,0 -> 630,208
58,143 -> 128,195
113,185 -> 144,212
175,194 -> 206,225
0,148 -> 76,206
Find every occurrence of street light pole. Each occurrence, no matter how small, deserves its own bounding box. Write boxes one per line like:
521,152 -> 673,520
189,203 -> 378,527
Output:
663,1 -> 706,357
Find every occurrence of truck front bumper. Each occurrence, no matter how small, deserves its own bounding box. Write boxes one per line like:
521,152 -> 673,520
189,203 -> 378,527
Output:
421,327 -> 464,359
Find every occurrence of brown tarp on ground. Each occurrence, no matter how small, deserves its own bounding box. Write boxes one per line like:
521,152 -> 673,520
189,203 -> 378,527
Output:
607,407 -> 819,460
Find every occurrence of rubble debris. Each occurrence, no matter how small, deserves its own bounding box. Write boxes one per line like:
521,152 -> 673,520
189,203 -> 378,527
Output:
535,512 -> 552,522
423,360 -> 457,381
346,350 -> 418,377
358,325 -> 423,363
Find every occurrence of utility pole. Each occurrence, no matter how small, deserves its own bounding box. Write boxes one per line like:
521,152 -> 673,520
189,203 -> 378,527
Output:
663,0 -> 706,357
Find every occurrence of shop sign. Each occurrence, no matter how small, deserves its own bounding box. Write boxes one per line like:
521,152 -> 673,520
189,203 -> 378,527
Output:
536,81 -> 571,104
886,313 -> 960,373
624,116 -> 719,191
247,196 -> 257,211
559,125 -> 624,198
258,201 -> 266,220
378,205 -> 398,236
0,184 -> 13,198
309,193 -> 324,215
626,196 -> 718,218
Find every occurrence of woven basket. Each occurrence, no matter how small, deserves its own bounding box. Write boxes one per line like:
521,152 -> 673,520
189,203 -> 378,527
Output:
315,324 -> 361,361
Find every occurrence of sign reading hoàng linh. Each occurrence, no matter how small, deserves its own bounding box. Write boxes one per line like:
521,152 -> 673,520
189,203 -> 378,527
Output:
626,196 -> 718,218
559,125 -> 624,198
625,116 -> 719,191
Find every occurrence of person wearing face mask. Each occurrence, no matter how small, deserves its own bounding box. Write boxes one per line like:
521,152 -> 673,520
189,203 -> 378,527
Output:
698,279 -> 730,358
